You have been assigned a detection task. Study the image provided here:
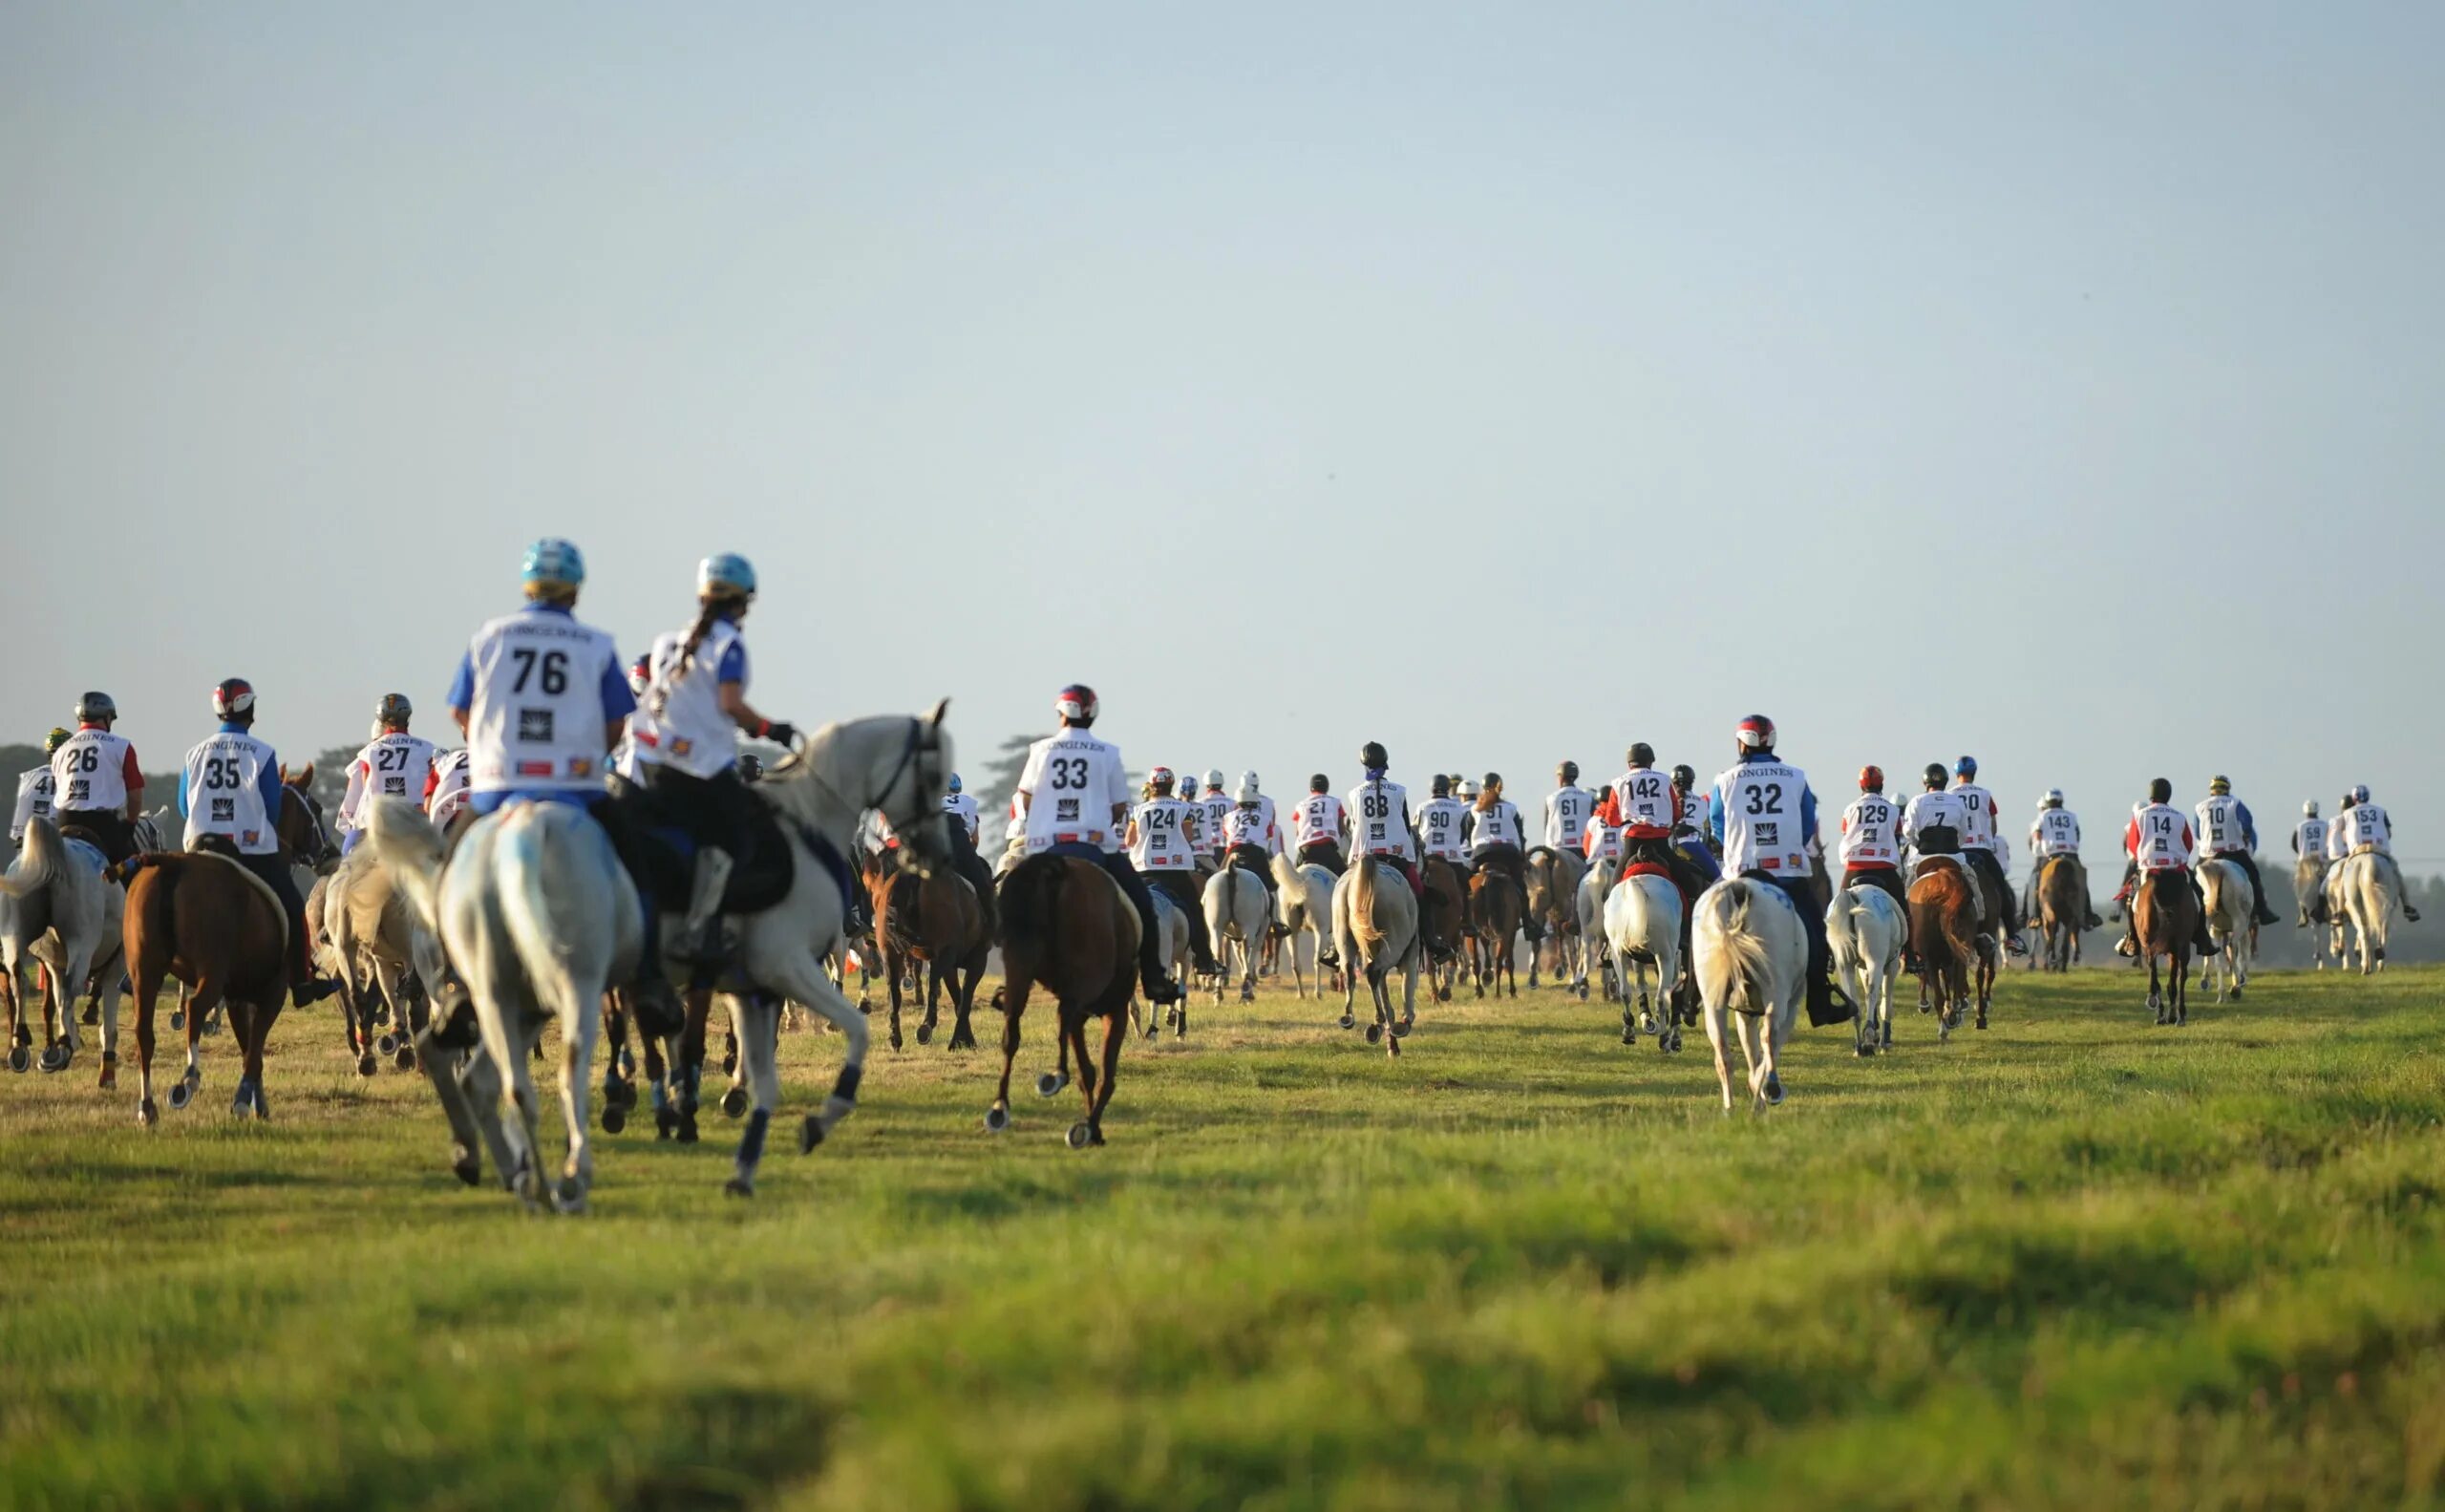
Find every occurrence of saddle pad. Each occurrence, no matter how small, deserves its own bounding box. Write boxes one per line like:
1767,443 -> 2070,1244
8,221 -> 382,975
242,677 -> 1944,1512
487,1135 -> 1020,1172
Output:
1622,862 -> 1673,881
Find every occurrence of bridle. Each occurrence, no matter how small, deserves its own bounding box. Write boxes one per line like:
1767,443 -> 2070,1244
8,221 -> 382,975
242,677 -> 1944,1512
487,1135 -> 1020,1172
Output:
784,716 -> 945,845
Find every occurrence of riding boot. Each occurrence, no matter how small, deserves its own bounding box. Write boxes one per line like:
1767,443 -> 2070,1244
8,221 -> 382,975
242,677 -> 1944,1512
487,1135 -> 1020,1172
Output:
671,846 -> 734,965
1184,888 -> 1222,975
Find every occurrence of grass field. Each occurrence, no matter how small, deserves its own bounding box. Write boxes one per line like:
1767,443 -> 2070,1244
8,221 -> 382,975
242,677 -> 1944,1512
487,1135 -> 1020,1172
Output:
4,959 -> 2442,1510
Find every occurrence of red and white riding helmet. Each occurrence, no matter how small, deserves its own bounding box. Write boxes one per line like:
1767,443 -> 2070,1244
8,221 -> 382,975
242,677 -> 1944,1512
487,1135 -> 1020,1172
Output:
212,677 -> 257,718
1735,713 -> 1775,751
1148,765 -> 1176,791
1859,764 -> 1884,792
1054,684 -> 1098,722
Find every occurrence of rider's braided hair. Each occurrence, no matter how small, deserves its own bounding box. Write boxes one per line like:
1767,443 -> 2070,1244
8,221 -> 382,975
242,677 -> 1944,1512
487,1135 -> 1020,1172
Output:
671,593 -> 744,684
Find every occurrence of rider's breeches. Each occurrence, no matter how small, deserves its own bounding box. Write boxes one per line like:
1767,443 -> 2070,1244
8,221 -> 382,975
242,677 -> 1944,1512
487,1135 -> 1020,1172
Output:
1965,848 -> 2021,930
1747,869 -> 1831,987
235,850 -> 314,981
641,764 -> 757,857
1145,868 -> 1216,968
1297,840 -> 1345,877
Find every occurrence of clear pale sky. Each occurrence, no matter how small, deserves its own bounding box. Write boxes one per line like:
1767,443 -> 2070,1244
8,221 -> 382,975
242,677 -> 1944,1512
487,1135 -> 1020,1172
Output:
5,4 -> 2439,860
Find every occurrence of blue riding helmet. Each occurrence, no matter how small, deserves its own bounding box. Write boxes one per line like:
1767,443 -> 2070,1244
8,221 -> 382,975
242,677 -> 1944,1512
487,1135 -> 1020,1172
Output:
946,773 -> 963,794
1954,756 -> 1978,777
521,538 -> 586,589
698,552 -> 756,599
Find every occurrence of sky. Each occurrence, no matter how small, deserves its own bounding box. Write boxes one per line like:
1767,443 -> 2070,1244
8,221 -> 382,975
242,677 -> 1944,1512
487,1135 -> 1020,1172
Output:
4,3 -> 2440,862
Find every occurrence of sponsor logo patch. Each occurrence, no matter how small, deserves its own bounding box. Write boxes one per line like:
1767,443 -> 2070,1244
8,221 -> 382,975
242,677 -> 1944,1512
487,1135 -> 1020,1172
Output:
517,709 -> 555,743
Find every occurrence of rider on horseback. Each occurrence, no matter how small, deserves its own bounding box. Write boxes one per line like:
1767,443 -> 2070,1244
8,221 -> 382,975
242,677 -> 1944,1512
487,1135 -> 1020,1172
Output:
1128,766 -> 1222,976
1348,741 -> 1421,895
10,728 -> 68,847
2121,777 -> 2219,955
338,694 -> 437,856
1218,775 -> 1282,913
447,538 -> 682,1026
2337,784 -> 2420,921
177,679 -> 339,1006
1544,761 -> 1594,856
1707,714 -> 1853,1026
1012,685 -> 1184,1005
1949,756 -> 2026,953
1291,774 -> 1350,876
1600,741 -> 1719,977
943,773 -> 981,846
2027,790 -> 2102,929
1838,766 -> 1908,914
2195,776 -> 2285,928
50,692 -> 145,866
633,554 -> 800,965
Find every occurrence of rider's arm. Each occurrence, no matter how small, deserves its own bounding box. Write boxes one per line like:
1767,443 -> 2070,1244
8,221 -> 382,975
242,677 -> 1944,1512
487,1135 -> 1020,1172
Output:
121,747 -> 145,820
713,634 -> 769,735
253,759 -> 282,836
339,759 -> 369,830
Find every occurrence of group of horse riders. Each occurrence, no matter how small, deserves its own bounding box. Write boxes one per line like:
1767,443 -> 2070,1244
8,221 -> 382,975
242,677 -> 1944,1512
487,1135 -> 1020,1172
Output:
11,537 -> 2421,1036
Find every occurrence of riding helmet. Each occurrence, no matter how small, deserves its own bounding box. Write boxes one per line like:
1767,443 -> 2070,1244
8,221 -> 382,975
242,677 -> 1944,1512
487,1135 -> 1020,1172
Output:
1627,742 -> 1655,767
44,727 -> 71,755
1360,740 -> 1389,770
212,678 -> 257,719
74,692 -> 116,725
1430,774 -> 1450,797
1309,773 -> 1329,794
947,773 -> 963,794
1670,763 -> 1695,791
2302,799 -> 2318,817
1054,684 -> 1098,724
376,692 -> 413,727
2207,774 -> 2231,796
1204,768 -> 1225,792
2043,788 -> 2064,807
1148,766 -> 1174,793
1481,772 -> 1502,793
698,553 -> 757,601
2148,777 -> 2173,803
521,538 -> 585,591
2352,783 -> 2371,805
1735,714 -> 1775,752
1858,764 -> 1884,793
1558,760 -> 1579,783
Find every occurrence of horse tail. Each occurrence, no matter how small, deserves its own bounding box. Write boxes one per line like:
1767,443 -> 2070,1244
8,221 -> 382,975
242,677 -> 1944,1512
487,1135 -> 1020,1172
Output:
1695,883 -> 1771,1012
1825,886 -> 1859,961
0,815 -> 62,898
997,852 -> 1064,948
363,797 -> 448,936
1350,854 -> 1386,952
498,811 -> 576,995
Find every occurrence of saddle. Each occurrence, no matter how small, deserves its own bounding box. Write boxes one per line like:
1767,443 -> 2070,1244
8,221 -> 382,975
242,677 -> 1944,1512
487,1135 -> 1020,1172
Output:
606,784 -> 797,918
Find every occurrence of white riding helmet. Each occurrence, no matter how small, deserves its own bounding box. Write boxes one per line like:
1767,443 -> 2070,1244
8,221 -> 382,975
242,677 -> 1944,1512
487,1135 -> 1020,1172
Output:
1242,769 -> 1260,793
1204,768 -> 1225,792
2303,799 -> 2318,818
2042,788 -> 2063,807
1461,778 -> 1481,799
1235,776 -> 1260,803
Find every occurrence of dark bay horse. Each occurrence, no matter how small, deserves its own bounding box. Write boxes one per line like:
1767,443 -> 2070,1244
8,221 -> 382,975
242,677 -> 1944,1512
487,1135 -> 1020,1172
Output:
1467,868 -> 1522,999
114,846 -> 290,1123
1418,857 -> 1469,1002
987,852 -> 1137,1147
871,850 -> 990,1052
2133,869 -> 2199,1026
2032,856 -> 2087,972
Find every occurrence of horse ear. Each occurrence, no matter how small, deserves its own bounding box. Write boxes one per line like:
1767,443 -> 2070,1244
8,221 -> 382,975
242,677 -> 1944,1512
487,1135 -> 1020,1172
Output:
928,697 -> 950,728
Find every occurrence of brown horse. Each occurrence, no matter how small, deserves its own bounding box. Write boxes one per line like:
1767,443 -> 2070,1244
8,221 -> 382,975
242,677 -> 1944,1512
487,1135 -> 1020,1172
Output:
113,847 -> 290,1123
2031,856 -> 2088,972
987,852 -> 1137,1147
871,856 -> 990,1052
1522,846 -> 1587,995
1418,857 -> 1469,1002
1467,868 -> 1523,999
276,765 -> 335,876
2133,868 -> 2199,1027
1906,859 -> 1988,1040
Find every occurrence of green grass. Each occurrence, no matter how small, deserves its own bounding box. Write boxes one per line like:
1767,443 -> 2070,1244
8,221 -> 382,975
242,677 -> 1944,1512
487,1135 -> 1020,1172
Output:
4,962 -> 2443,1510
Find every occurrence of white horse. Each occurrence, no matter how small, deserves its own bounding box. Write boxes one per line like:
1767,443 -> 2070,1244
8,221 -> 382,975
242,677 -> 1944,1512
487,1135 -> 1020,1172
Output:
1271,855 -> 1338,998
1690,878 -> 1807,1116
1578,855 -> 1619,1001
0,817 -> 124,1081
1602,869 -> 1683,1053
375,706 -> 954,1206
1133,887 -> 1193,1040
2196,858 -> 2254,1001
1331,855 -> 1418,1055
1826,883 -> 1905,1057
321,842 -> 432,1075
2294,854 -> 2331,969
1202,857 -> 1268,1003
2336,850 -> 2406,974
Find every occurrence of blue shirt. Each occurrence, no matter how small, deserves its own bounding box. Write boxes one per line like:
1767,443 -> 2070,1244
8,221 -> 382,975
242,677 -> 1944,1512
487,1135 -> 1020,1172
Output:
178,721 -> 283,828
446,601 -> 636,724
1709,750 -> 1818,846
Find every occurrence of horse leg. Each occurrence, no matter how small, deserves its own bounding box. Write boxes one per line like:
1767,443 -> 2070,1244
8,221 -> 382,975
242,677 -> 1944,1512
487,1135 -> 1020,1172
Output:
1733,1008 -> 1773,1115
497,1014 -> 551,1209
245,998 -> 284,1119
920,955 -> 943,1045
180,976 -> 217,1110
1701,998 -> 1735,1114
989,978 -> 1029,1131
548,987 -> 602,1212
884,945 -> 905,1051
723,992 -> 782,1196
132,961 -> 164,1125
415,1022 -> 491,1186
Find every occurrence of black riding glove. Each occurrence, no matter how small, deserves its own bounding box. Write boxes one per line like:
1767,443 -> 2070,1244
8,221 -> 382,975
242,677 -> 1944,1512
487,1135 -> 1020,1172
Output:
763,721 -> 799,747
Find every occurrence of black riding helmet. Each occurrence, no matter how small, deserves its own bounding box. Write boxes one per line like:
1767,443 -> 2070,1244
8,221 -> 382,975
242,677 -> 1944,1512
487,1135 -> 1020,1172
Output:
2148,777 -> 2173,804
1360,740 -> 1388,769
1670,763 -> 1695,790
1309,773 -> 1329,794
1628,742 -> 1656,767
1430,773 -> 1450,797
1923,762 -> 1948,791
1557,760 -> 1579,783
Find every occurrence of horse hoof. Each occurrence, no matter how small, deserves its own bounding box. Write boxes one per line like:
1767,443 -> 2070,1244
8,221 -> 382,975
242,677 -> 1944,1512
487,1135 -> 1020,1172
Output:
169,1010 -> 184,1031
1856,1044 -> 1875,1058
1338,1014 -> 1356,1031
1669,1029 -> 1683,1053
1622,1028 -> 1637,1046
138,1097 -> 159,1127
1035,1072 -> 1063,1098
167,1079 -> 193,1111
984,1105 -> 1010,1134
6,1046 -> 27,1074
1762,1075 -> 1785,1106
38,1044 -> 72,1075
1394,1017 -> 1414,1038
230,1089 -> 251,1118
555,1177 -> 587,1213
888,1028 -> 903,1053
721,1050 -> 738,1075
798,1116 -> 828,1154
602,1104 -> 627,1135
725,1177 -> 755,1199
394,1043 -> 417,1072
721,1086 -> 749,1119
1365,1024 -> 1383,1045
1066,1122 -> 1094,1150
377,1033 -> 398,1057
676,1115 -> 699,1144
184,1064 -> 202,1088
357,1052 -> 378,1078
916,1022 -> 933,1046
97,1061 -> 117,1091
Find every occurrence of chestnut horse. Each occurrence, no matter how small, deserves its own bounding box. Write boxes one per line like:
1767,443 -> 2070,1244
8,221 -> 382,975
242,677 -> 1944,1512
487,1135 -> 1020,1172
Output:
1906,859 -> 1988,1040
1417,857 -> 1469,1002
986,852 -> 1137,1148
2030,855 -> 2088,972
114,846 -> 290,1123
2133,868 -> 2200,1026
